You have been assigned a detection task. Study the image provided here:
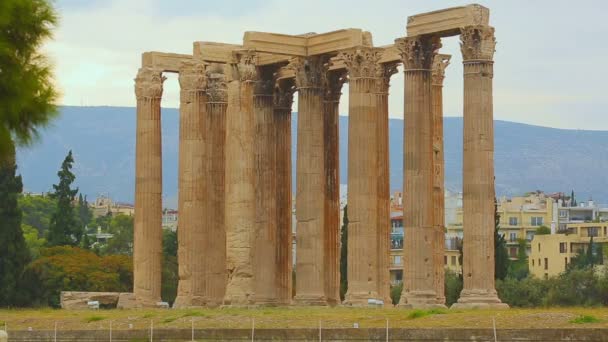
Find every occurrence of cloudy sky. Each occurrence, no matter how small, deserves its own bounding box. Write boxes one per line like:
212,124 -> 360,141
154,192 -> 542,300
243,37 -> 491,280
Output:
48,0 -> 608,130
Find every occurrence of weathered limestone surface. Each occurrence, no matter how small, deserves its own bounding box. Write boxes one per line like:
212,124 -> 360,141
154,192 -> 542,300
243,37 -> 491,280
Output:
60,291 -> 122,309
223,52 -> 258,306
453,26 -> 507,309
134,67 -> 164,307
396,35 -> 445,308
274,79 -> 295,305
174,60 -> 207,308
340,47 -> 393,306
323,70 -> 345,306
204,63 -> 228,306
253,67 -> 279,305
432,54 -> 450,305
406,4 -> 490,37
116,292 -> 138,309
291,56 -> 331,306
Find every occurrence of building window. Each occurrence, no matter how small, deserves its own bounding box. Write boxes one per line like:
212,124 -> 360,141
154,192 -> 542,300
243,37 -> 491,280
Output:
588,227 -> 599,237
559,210 -> 567,218
509,247 -> 517,258
538,243 -> 541,252
451,256 -> 457,266
544,258 -> 548,270
531,217 -> 544,226
559,242 -> 567,253
393,256 -> 402,266
509,217 -> 518,226
532,259 -> 535,267
565,257 -> 568,269
444,256 -> 447,265
509,232 -> 517,242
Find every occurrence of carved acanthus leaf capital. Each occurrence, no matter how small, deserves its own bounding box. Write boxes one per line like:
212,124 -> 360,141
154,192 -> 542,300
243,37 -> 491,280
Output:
395,35 -> 441,70
324,70 -> 347,102
135,67 -> 166,100
287,56 -> 329,89
460,26 -> 496,61
338,47 -> 383,79
230,50 -> 259,82
178,60 -> 207,91
273,79 -> 295,110
205,63 -> 228,103
375,62 -> 399,93
431,54 -> 451,86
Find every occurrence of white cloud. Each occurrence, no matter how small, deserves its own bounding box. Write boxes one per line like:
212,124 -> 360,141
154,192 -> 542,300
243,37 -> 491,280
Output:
48,0 -> 608,130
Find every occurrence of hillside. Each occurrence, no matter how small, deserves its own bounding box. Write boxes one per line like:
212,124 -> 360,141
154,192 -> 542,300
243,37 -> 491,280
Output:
16,106 -> 608,207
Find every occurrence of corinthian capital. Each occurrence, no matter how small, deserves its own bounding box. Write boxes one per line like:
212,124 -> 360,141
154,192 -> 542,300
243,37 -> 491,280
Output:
460,26 -> 496,61
205,63 -> 228,103
375,62 -> 398,93
273,79 -> 295,110
431,54 -> 451,86
178,60 -> 206,91
395,35 -> 441,70
230,50 -> 259,81
288,56 -> 328,89
338,47 -> 383,79
323,70 -> 347,102
135,67 -> 166,100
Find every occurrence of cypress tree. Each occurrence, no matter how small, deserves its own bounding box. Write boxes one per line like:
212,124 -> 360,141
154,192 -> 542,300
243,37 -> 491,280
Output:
47,150 -> 81,246
494,198 -> 509,280
0,147 -> 31,306
339,205 -> 348,301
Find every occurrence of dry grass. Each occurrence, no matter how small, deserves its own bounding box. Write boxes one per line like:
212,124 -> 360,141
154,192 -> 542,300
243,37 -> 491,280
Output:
0,307 -> 607,331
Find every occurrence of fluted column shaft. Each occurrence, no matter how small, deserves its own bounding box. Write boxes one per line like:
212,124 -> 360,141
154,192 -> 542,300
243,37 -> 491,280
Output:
323,72 -> 344,306
396,36 -> 445,308
204,65 -> 228,306
134,68 -> 165,307
223,53 -> 258,305
454,26 -> 507,309
274,80 -> 295,305
431,55 -> 450,306
174,61 -> 207,308
291,56 -> 330,305
254,73 -> 278,305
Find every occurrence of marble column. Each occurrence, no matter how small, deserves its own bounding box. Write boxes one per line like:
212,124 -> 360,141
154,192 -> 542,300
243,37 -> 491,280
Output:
273,79 -> 295,305
253,67 -> 278,305
340,47 -> 393,306
174,61 -> 207,308
291,56 -> 330,305
395,35 -> 445,308
223,52 -> 258,306
453,26 -> 508,309
431,54 -> 450,306
204,63 -> 228,306
134,67 -> 165,307
323,70 -> 346,306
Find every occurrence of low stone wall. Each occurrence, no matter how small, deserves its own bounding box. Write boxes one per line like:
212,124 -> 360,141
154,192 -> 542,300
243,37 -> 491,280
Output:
60,292 -> 136,309
7,328 -> 608,341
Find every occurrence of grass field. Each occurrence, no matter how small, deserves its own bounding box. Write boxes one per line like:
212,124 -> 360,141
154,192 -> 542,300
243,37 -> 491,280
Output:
1,307 -> 608,331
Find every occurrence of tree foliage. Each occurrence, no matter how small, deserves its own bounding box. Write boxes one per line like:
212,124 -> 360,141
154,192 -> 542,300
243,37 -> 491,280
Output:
19,194 -> 56,235
339,205 -> 348,301
22,223 -> 46,259
47,151 -> 81,246
21,246 -> 132,307
0,152 -> 31,306
507,239 -> 529,280
535,225 -> 551,235
0,0 -> 59,161
494,198 -> 509,280
100,214 -> 134,255
445,269 -> 463,306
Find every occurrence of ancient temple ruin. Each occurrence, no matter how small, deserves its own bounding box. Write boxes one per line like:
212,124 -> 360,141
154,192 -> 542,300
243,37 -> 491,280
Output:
133,4 -> 507,309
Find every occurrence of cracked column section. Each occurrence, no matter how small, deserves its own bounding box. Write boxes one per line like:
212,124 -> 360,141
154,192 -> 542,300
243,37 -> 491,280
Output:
134,67 -> 165,307
396,35 -> 446,309
290,56 -> 332,306
340,47 -> 395,306
223,51 -> 259,306
174,60 -> 207,308
453,25 -> 508,309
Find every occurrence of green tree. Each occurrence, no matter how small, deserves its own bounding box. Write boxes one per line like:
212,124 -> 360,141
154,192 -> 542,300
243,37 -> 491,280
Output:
162,229 -> 178,304
47,151 -> 81,246
0,151 -> 31,306
445,269 -> 463,306
508,239 -> 529,280
494,198 -> 509,280
22,223 -> 46,259
19,194 -> 56,235
76,194 -> 93,231
535,225 -> 551,235
0,0 -> 59,161
101,214 -> 134,255
339,205 -> 348,301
